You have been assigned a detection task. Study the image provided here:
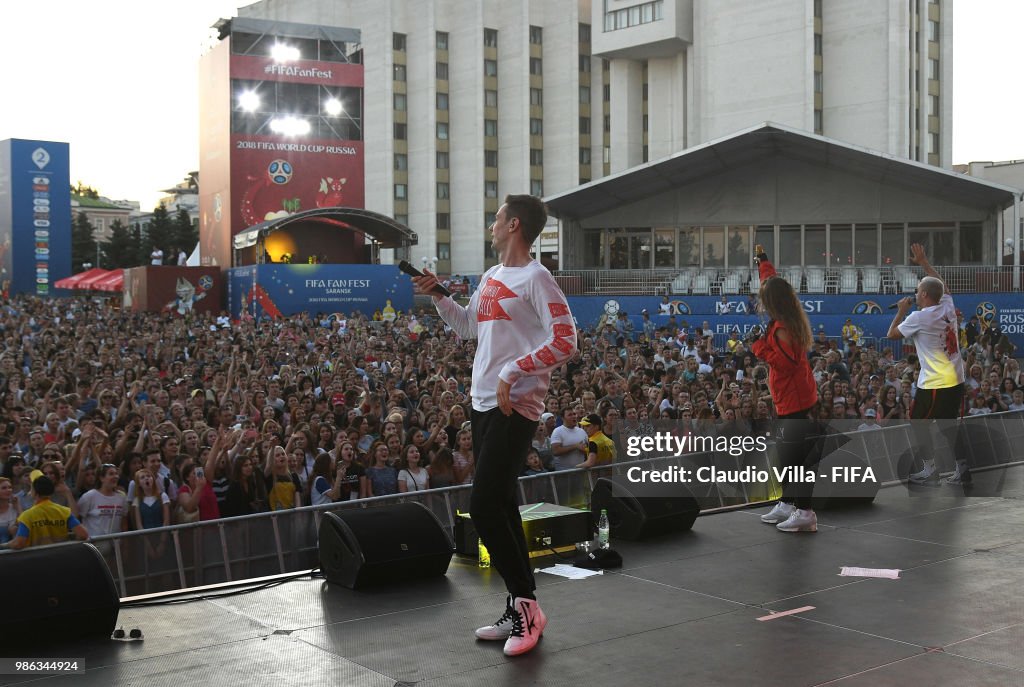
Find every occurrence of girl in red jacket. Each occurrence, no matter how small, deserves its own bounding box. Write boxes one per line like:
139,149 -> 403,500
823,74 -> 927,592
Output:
750,246 -> 820,532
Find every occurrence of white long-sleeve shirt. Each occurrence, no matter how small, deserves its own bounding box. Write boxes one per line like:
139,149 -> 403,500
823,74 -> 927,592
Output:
435,260 -> 576,420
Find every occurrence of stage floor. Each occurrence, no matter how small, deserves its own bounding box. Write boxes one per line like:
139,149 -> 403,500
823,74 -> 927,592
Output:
6,466 -> 1024,687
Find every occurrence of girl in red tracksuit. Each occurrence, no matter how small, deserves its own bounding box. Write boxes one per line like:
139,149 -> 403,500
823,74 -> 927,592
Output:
750,248 -> 820,532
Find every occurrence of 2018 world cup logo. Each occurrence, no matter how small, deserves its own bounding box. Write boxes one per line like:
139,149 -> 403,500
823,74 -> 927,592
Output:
852,300 -> 882,315
976,301 -> 997,332
268,160 -> 293,185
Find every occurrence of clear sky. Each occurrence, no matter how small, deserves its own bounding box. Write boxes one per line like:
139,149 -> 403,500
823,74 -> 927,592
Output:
1,1 -> 1022,210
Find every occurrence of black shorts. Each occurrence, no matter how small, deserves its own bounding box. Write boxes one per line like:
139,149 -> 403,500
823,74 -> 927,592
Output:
910,384 -> 964,420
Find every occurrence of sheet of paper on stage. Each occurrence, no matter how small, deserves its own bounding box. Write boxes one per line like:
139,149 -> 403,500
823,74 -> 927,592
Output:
535,564 -> 603,579
839,567 -> 900,579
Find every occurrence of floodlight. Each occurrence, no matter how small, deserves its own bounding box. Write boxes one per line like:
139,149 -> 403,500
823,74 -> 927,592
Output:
324,98 -> 344,116
238,91 -> 260,112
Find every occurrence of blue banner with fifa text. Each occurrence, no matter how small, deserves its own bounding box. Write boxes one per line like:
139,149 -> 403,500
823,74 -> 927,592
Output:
566,294 -> 1024,353
227,264 -> 413,319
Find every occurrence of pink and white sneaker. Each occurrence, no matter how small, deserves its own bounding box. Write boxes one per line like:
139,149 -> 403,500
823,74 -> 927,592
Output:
503,596 -> 547,657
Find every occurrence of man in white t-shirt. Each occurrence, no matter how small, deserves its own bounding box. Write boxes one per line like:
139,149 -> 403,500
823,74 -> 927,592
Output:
888,243 -> 968,486
150,247 -> 164,265
549,407 -> 588,471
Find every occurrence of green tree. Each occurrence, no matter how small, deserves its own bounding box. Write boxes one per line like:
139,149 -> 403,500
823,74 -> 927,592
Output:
102,219 -> 135,268
71,212 -> 98,270
71,182 -> 99,199
171,208 -> 198,260
147,204 -> 174,263
130,223 -> 146,266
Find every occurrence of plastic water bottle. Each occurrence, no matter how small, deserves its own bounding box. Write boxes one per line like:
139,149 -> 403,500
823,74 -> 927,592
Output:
598,509 -> 610,549
478,538 -> 491,568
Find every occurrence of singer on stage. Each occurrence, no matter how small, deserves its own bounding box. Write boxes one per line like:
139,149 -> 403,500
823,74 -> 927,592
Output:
411,194 -> 576,657
749,246 -> 821,532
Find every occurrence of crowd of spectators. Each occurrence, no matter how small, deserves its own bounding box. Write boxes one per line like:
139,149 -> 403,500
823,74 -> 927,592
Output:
0,293 -> 1020,548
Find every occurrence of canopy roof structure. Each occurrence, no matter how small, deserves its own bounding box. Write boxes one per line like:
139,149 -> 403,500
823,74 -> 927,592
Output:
232,207 -> 417,252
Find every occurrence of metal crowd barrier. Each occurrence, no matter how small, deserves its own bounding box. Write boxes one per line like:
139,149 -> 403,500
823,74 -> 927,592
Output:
8,411 -> 1024,598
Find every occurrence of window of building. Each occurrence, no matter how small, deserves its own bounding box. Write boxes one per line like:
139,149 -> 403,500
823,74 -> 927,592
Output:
484,119 -> 498,137
829,224 -> 852,265
814,0 -> 822,18
928,20 -> 939,42
881,223 -> 905,264
755,225 -> 775,259
484,59 -> 498,77
603,114 -> 610,133
437,182 -> 449,199
485,180 -> 498,198
642,114 -> 648,131
436,151 -> 449,169
436,31 -> 449,50
579,23 -> 591,43
579,147 -> 591,165
814,71 -> 823,92
394,64 -> 406,82
579,117 -> 591,134
530,148 -> 543,166
530,88 -> 543,106
394,184 -> 407,200
930,132 -> 940,152
814,109 -> 823,133
930,94 -> 939,114
484,89 -> 497,107
530,118 -> 543,135
603,146 -> 610,164
604,84 -> 610,101
436,92 -> 449,110
928,58 -> 939,79
395,214 -> 408,225
436,62 -> 449,80
394,122 -> 407,139
437,242 -> 450,260
854,224 -> 878,264
530,58 -> 542,76
436,122 -> 449,139
530,179 -> 543,197
779,225 -> 801,266
394,153 -> 408,171
580,176 -> 591,184
393,93 -> 406,111
485,150 -> 498,167
529,25 -> 543,44
959,222 -> 982,263
814,33 -> 822,56
579,55 -> 590,72
437,213 -> 450,229
579,86 -> 591,104
804,225 -> 826,264
484,28 -> 498,48
393,33 -> 406,51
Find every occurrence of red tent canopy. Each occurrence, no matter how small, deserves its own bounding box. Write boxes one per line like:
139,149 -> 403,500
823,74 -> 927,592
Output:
54,268 -> 110,290
92,270 -> 124,292
76,269 -> 116,290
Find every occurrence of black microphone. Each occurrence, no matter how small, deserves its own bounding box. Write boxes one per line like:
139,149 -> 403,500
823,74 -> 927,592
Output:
398,260 -> 451,298
887,303 -> 899,310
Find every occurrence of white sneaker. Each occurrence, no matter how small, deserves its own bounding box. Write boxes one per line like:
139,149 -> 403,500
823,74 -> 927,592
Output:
503,597 -> 547,657
776,508 -> 817,533
941,461 -> 973,486
475,596 -> 515,640
909,462 -> 939,484
761,501 -> 795,524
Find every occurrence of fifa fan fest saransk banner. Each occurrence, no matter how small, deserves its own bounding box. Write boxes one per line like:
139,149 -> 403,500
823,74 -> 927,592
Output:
567,294 -> 1024,352
228,264 -> 412,319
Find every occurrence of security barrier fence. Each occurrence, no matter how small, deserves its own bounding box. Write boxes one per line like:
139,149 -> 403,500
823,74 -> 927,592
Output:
6,411 -> 1023,597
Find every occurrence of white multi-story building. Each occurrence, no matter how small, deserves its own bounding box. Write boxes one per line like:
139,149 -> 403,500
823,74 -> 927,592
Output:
236,0 -> 952,274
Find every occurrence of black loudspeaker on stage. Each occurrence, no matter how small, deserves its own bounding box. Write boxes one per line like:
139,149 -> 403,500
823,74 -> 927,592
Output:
591,476 -> 700,541
318,502 -> 455,590
0,542 -> 120,643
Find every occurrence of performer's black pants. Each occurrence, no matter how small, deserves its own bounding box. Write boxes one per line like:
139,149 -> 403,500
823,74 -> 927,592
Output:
471,408 -> 538,600
910,383 -> 967,468
777,408 -> 818,510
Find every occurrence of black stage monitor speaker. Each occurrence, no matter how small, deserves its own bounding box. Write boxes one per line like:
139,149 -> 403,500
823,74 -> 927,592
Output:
591,476 -> 700,541
0,542 -> 119,644
319,502 -> 455,590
